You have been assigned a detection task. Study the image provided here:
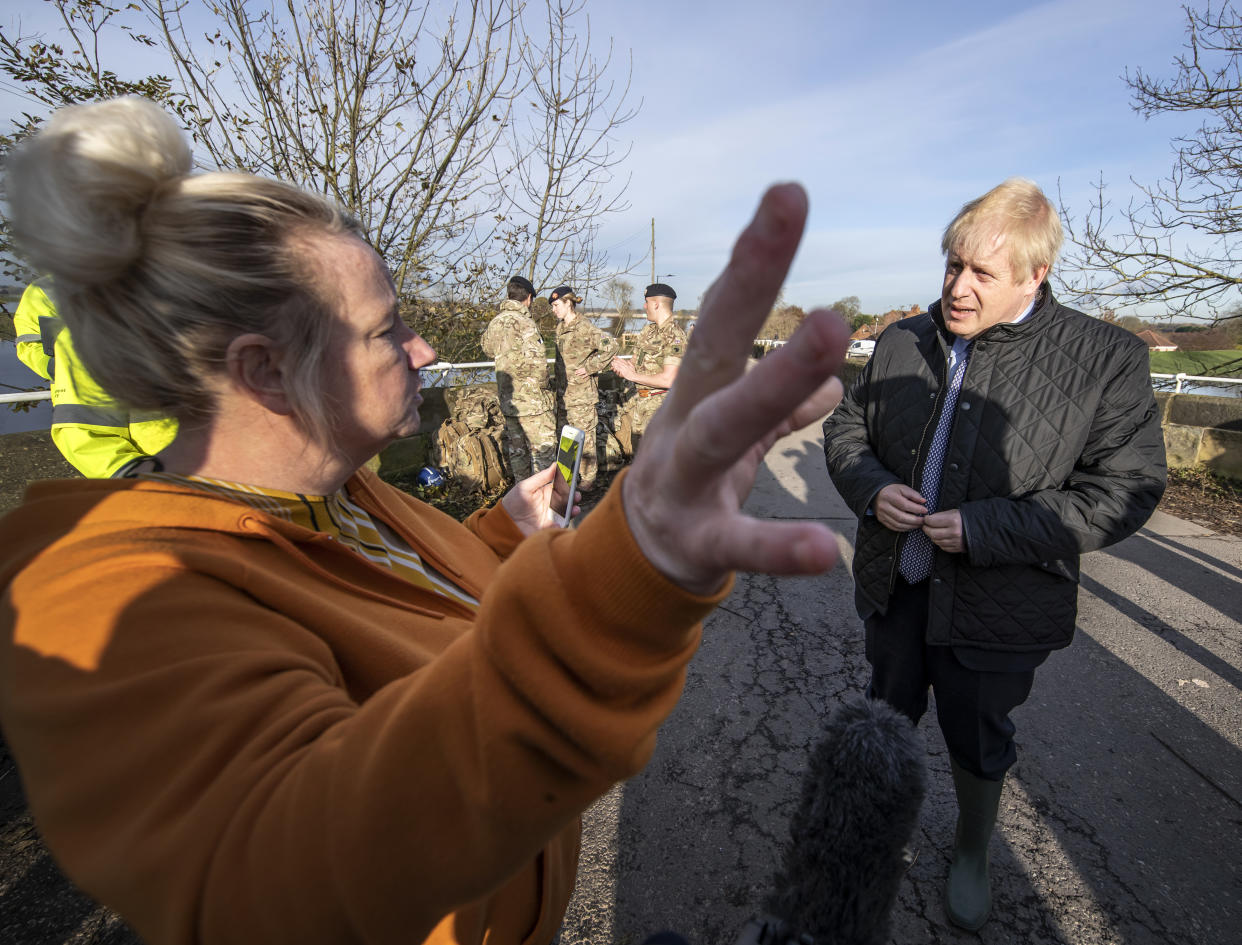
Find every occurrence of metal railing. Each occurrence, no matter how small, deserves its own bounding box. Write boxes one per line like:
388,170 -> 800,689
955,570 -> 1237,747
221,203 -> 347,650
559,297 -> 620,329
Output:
0,355 -> 637,404
0,389 -> 50,404
1151,372 -> 1242,393
421,356 -> 630,371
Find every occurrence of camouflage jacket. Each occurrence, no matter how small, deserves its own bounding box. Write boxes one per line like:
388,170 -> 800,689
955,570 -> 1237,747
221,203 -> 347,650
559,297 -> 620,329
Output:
633,319 -> 688,384
555,317 -> 617,405
481,300 -> 550,392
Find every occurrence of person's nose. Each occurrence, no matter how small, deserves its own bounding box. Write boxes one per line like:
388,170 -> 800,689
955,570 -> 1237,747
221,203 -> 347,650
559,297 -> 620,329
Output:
948,270 -> 974,299
405,329 -> 436,369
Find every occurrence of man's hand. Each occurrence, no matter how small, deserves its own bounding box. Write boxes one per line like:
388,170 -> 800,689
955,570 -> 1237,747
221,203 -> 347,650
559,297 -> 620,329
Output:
610,356 -> 636,381
874,484 -> 927,532
501,464 -> 580,534
922,509 -> 964,553
621,183 -> 850,595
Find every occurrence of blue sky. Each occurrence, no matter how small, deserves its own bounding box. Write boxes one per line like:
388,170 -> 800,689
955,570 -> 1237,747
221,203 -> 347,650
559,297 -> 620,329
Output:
1,0 -> 1203,314
583,0 -> 1202,313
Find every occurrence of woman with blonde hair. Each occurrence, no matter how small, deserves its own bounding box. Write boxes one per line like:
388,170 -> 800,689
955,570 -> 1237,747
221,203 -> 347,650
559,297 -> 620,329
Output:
0,96 -> 848,945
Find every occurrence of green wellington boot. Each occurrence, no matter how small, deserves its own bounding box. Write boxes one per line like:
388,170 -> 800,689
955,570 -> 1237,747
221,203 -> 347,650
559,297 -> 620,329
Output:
945,757 -> 1005,931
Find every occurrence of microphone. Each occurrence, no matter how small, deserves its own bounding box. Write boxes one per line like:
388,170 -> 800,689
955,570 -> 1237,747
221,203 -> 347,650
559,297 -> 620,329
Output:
761,694 -> 927,945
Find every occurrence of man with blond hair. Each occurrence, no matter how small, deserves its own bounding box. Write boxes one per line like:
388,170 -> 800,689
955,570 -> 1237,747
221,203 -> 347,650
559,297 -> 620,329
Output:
824,179 -> 1165,931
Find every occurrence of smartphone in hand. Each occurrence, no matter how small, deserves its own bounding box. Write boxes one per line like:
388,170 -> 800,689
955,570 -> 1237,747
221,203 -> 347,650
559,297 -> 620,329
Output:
550,424 -> 585,527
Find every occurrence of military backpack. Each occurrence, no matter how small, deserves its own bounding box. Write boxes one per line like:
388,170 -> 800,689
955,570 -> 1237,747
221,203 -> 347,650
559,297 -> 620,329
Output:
433,386 -> 511,492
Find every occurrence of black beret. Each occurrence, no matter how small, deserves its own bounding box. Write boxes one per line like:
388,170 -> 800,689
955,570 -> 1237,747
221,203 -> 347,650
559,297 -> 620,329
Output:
508,275 -> 536,296
549,285 -> 576,303
645,282 -> 676,300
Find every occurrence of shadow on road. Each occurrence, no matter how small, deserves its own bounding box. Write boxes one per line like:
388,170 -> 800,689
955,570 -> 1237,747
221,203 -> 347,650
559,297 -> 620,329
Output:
564,427 -> 1242,945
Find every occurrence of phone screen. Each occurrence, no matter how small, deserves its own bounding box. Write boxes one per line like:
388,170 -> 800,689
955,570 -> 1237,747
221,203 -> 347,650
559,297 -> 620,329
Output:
550,432 -> 582,522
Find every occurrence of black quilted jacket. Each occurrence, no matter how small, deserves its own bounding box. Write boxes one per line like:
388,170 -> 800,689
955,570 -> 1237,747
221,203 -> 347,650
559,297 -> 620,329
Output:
823,289 -> 1166,652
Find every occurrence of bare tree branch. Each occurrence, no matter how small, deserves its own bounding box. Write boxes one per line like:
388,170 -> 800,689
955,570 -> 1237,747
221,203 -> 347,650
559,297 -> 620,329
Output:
502,0 -> 636,298
1,0 -> 640,348
1058,2 -> 1242,323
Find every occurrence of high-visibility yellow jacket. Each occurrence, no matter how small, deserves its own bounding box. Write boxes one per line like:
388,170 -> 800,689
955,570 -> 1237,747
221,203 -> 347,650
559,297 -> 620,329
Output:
12,280 -> 61,381
12,280 -> 179,477
51,326 -> 180,478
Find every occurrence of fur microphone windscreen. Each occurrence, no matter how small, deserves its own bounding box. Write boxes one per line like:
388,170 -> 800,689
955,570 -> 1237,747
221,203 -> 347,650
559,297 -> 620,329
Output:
764,695 -> 927,945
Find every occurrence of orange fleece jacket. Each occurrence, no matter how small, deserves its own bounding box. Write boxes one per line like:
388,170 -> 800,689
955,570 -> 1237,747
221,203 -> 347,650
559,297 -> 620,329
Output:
0,468 -> 725,945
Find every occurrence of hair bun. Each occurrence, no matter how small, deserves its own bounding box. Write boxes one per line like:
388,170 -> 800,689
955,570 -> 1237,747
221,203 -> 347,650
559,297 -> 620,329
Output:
8,96 -> 192,286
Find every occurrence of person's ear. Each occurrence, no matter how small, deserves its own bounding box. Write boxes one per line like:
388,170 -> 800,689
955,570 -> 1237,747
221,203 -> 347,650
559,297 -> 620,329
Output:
225,333 -> 294,416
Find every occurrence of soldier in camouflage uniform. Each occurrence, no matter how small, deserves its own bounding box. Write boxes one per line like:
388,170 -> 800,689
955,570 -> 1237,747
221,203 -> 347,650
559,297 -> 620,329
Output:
480,275 -> 556,478
610,282 -> 687,457
550,285 -> 617,490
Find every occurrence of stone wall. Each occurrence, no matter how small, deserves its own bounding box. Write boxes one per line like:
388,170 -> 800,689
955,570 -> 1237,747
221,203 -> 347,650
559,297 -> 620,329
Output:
1156,392 -> 1242,480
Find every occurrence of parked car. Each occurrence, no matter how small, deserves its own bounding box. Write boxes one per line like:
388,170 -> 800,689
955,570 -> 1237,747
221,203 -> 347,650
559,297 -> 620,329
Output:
847,339 -> 876,359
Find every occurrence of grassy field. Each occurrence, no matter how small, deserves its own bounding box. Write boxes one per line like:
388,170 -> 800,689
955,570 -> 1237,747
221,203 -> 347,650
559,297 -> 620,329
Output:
1149,349 -> 1242,377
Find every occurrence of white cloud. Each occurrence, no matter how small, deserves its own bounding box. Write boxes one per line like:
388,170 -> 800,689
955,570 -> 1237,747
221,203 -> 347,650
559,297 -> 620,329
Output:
594,0 -> 1201,310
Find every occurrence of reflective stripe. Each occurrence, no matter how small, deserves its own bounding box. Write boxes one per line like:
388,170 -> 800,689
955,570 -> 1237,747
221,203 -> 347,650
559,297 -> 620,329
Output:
52,403 -> 129,428
130,411 -> 169,425
16,333 -> 41,344
39,315 -> 64,356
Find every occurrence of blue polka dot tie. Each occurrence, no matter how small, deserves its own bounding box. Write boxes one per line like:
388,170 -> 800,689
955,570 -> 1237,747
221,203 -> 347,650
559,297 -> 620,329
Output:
898,343 -> 973,583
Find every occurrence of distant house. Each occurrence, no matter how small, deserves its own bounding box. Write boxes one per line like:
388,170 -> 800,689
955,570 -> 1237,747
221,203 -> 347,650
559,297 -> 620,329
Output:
851,304 -> 922,340
1136,329 -> 1178,352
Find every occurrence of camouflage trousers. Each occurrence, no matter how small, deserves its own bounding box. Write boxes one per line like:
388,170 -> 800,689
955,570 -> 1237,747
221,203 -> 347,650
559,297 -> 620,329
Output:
616,392 -> 667,458
502,403 -> 557,479
563,398 -> 602,485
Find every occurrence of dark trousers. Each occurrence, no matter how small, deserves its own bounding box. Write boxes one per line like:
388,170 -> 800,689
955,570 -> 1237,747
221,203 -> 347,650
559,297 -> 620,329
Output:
865,577 -> 1037,781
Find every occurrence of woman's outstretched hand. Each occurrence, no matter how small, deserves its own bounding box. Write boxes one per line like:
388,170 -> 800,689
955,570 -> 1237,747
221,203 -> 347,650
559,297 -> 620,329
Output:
623,184 -> 850,595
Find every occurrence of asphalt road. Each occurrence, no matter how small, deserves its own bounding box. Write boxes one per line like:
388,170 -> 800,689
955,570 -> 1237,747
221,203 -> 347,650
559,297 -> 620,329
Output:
560,422 -> 1242,945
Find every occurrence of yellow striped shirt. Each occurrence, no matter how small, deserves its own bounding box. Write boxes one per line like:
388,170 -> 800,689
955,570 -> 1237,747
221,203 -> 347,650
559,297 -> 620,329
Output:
142,473 -> 479,612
